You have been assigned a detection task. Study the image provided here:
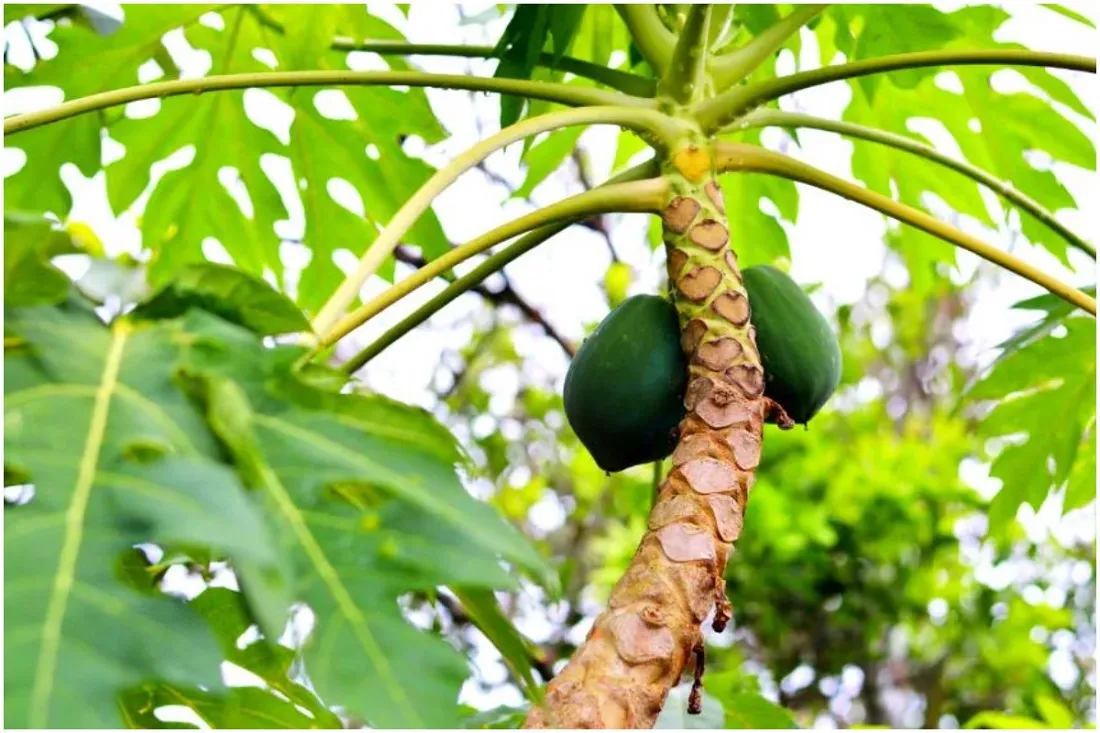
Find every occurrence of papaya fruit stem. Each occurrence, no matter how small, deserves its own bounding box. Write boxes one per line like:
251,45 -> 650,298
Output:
714,141 -> 1097,316
694,49 -> 1096,133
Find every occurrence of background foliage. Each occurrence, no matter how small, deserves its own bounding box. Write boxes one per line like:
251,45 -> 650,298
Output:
4,2 -> 1096,729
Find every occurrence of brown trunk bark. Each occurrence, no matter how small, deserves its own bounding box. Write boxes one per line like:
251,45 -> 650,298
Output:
525,141 -> 781,728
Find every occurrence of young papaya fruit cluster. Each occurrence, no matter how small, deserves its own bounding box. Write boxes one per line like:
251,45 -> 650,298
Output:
564,265 -> 841,473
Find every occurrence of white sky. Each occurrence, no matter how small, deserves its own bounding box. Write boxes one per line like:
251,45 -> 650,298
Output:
2,1 -> 1097,726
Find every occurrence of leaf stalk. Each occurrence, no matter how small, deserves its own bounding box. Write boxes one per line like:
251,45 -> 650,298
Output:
715,141 -> 1096,315
317,177 -> 668,353
3,70 -> 652,136
695,49 -> 1098,132
729,108 -> 1095,258
310,106 -> 683,339
710,5 -> 827,91
615,5 -> 677,74
339,160 -> 660,371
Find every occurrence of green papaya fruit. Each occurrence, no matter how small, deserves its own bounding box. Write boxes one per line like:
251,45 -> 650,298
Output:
563,268 -> 841,472
741,265 -> 842,425
563,295 -> 688,473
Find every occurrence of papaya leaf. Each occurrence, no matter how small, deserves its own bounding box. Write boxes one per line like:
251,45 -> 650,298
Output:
3,212 -> 78,307
823,4 -> 1094,271
3,4 -> 73,23
168,311 -> 551,727
131,263 -> 310,336
121,685 -> 332,729
119,588 -> 342,729
968,296 -> 1096,533
837,5 -> 963,98
492,5 -> 585,127
3,304 -> 289,729
571,3 -> 633,73
104,6 -> 287,288
3,5 -> 218,216
262,6 -> 449,310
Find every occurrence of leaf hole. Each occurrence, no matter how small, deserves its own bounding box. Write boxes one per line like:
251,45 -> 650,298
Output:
326,177 -> 366,217
217,166 -> 255,219
244,88 -> 293,144
252,47 -> 278,69
198,11 -> 225,30
313,89 -> 357,121
202,237 -> 235,266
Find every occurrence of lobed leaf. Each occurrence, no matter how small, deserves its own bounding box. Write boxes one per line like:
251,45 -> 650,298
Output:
4,303 -> 288,728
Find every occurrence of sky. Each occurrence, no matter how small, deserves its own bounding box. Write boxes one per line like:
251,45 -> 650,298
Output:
3,1 -> 1097,726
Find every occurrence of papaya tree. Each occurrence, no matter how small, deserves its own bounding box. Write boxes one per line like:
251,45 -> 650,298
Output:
3,3 -> 1095,729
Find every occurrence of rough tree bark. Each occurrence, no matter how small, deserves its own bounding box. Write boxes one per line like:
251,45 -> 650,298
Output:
525,139 -> 785,728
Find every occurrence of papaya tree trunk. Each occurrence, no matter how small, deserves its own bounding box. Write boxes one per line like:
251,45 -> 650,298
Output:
524,140 -> 770,728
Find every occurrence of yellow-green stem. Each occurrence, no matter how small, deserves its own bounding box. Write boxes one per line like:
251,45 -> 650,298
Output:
340,160 -> 660,371
318,178 -> 668,353
696,49 -> 1097,132
715,141 -> 1096,315
710,5 -> 827,91
3,70 -> 650,136
616,4 -> 677,74
311,106 -> 684,339
729,108 -> 1095,258
658,5 -> 712,105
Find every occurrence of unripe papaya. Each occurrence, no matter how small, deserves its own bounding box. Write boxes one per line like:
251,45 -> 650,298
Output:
563,268 -> 841,472
563,295 -> 688,473
741,265 -> 841,425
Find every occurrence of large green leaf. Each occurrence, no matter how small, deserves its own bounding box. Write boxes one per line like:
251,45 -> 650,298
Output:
8,5 -> 448,311
264,6 -> 449,311
167,311 -> 550,727
4,302 -> 288,728
968,296 -> 1096,533
119,588 -> 342,729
